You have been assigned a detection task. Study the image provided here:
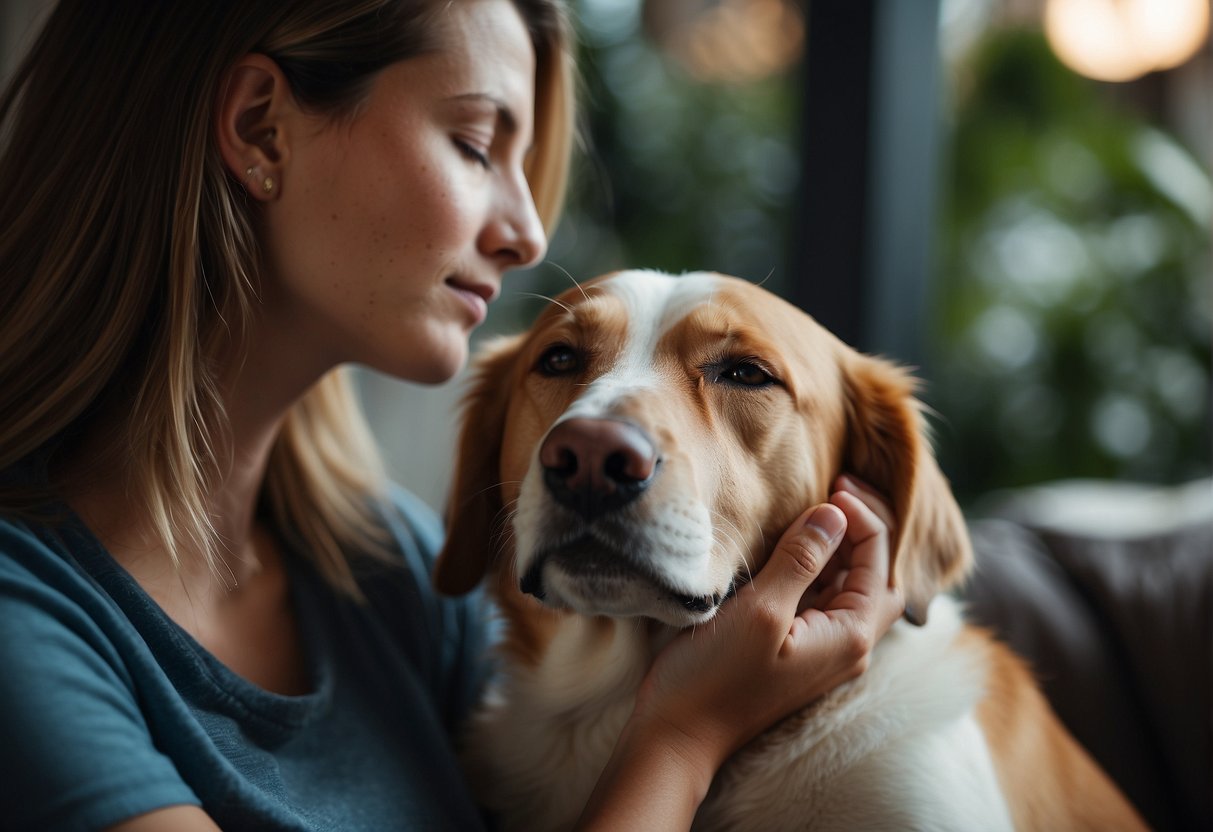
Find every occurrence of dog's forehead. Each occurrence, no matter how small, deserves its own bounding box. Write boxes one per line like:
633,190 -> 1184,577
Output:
542,271 -> 719,420
595,270 -> 722,335
595,270 -> 732,375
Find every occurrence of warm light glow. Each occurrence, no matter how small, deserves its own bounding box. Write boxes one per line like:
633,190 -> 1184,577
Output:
1133,0 -> 1212,68
645,0 -> 804,84
1044,0 -> 1210,82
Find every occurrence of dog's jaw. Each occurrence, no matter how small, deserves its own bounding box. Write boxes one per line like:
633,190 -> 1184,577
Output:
512,458 -> 731,627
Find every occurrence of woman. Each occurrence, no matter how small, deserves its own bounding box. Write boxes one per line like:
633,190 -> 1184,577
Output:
0,0 -> 904,829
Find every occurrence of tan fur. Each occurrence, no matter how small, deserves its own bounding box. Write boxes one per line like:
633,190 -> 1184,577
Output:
436,270 -> 1146,830
434,335 -> 522,596
840,352 -> 974,623
962,629 -> 1148,830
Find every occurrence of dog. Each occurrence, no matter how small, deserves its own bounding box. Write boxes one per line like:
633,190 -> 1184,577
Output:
434,270 -> 1146,830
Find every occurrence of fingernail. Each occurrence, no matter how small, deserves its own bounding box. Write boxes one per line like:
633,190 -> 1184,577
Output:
805,505 -> 845,544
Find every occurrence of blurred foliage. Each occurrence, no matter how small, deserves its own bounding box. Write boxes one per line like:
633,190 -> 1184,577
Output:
932,29 -> 1212,502
489,0 -> 801,334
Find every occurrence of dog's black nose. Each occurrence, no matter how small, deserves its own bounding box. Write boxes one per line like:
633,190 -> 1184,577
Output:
539,418 -> 658,520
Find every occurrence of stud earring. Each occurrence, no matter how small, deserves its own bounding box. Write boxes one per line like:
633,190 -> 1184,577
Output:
244,165 -> 275,196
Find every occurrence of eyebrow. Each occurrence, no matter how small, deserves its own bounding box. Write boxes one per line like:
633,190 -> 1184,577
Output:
446,92 -> 520,137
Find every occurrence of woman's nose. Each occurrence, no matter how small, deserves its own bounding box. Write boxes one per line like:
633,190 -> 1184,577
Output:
481,176 -> 548,269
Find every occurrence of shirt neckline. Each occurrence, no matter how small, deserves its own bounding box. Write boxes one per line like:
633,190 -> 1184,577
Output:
50,504 -> 337,735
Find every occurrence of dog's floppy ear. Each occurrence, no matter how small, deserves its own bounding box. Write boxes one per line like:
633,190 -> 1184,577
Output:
840,353 -> 972,625
433,335 -> 525,596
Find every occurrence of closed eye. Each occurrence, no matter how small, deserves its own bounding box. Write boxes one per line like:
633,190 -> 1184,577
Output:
454,138 -> 490,169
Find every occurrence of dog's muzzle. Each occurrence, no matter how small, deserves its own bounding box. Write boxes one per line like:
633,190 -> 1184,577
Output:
539,418 -> 660,521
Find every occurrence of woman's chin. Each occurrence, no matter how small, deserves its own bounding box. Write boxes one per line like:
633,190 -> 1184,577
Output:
382,345 -> 468,386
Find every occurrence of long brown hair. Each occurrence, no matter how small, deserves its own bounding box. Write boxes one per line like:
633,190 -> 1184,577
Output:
0,0 -> 575,593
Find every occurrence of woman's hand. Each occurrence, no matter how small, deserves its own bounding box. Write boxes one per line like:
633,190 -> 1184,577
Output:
577,476 -> 905,830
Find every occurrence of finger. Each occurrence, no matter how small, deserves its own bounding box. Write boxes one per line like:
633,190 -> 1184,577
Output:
833,474 -> 896,533
827,490 -> 892,593
879,585 -> 907,633
829,491 -> 888,570
750,503 -> 846,618
832,472 -> 883,503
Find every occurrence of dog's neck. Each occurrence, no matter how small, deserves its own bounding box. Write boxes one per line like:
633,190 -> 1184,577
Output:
463,608 -> 676,824
473,595 -> 998,832
498,609 -> 676,713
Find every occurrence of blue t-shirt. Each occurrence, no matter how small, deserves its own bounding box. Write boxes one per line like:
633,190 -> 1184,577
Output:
0,486 -> 493,831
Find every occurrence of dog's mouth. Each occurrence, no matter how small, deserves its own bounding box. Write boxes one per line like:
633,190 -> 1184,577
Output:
520,535 -> 731,625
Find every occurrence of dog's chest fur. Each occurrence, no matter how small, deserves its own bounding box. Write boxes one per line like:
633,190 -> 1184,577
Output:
463,597 -> 1015,831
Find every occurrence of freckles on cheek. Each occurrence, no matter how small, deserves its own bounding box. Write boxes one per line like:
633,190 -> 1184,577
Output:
360,288 -> 377,323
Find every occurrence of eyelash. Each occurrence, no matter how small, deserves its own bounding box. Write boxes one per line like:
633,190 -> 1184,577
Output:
454,138 -> 490,169
708,356 -> 780,388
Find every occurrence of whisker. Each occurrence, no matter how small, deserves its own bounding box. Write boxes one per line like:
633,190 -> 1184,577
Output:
747,518 -> 765,585
514,291 -> 574,316
489,501 -> 520,553
711,508 -> 755,589
461,479 -> 524,505
545,260 -> 589,303
491,496 -> 520,528
710,509 -> 747,554
711,521 -> 744,564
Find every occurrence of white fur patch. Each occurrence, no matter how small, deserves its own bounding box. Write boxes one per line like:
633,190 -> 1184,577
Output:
697,596 -> 1013,831
469,596 -> 1013,832
558,270 -> 720,422
463,619 -> 655,830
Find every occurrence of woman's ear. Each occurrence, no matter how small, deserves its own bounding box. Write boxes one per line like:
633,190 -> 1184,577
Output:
434,335 -> 527,596
214,54 -> 292,201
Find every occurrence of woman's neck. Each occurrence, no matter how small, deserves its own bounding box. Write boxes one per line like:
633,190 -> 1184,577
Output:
64,321 -> 333,596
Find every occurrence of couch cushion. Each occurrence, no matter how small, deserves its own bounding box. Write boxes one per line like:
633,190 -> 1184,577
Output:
963,512 -> 1211,831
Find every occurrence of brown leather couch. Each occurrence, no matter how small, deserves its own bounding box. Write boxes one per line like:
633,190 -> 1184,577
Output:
961,480 -> 1212,831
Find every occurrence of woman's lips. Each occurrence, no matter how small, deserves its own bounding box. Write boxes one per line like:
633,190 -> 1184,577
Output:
446,278 -> 494,325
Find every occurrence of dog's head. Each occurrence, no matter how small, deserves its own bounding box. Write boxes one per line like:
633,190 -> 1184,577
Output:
435,271 -> 971,636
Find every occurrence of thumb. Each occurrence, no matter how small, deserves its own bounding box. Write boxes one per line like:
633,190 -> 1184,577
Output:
750,503 -> 847,618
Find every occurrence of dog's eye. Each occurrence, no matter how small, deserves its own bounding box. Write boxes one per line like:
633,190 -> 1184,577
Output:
537,345 -> 580,376
722,361 -> 774,387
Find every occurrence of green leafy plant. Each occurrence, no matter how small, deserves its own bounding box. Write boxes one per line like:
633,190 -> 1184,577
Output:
932,30 -> 1211,501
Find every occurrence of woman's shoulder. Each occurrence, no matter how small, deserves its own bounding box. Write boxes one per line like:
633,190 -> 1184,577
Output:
0,510 -> 202,831
378,483 -> 445,563
356,484 -> 497,727
348,484 -> 446,594
0,507 -> 91,587
0,510 -> 44,550
0,460 -> 82,578
0,506 -> 143,652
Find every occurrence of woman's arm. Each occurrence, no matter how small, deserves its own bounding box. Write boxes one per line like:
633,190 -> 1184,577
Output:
578,477 -> 904,830
104,806 -> 222,832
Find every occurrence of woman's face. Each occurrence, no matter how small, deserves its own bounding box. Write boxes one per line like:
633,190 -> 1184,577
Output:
259,0 -> 547,384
